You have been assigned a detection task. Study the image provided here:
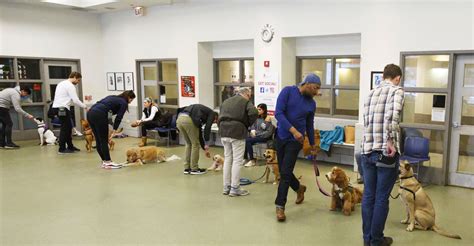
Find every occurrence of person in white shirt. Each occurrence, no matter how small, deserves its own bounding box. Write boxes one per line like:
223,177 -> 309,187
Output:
52,72 -> 87,154
131,97 -> 161,147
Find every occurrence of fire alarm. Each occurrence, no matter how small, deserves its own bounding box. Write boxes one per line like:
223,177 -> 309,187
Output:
264,61 -> 270,67
134,6 -> 145,16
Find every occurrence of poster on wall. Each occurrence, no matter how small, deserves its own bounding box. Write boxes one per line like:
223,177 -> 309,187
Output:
115,73 -> 125,91
106,73 -> 116,91
181,76 -> 195,97
255,71 -> 279,115
371,71 -> 383,90
124,72 -> 134,91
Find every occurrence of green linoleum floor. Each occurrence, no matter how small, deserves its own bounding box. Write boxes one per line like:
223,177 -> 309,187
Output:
1,137 -> 473,245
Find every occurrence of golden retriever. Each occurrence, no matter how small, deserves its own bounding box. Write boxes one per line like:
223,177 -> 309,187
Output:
399,161 -> 461,239
262,149 -> 280,185
325,166 -> 363,216
125,146 -> 166,166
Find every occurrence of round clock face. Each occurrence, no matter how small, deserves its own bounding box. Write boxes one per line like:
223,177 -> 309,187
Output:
261,25 -> 274,43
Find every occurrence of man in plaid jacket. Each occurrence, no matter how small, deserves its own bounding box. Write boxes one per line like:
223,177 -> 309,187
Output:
361,64 -> 405,246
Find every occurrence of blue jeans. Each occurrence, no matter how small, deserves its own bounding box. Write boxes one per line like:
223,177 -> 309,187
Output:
244,136 -> 268,160
274,138 -> 302,208
361,151 -> 399,246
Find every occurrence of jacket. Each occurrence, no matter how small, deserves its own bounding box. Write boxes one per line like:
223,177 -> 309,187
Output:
218,95 -> 258,139
183,104 -> 216,150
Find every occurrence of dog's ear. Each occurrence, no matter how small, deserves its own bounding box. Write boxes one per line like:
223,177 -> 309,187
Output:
404,162 -> 411,171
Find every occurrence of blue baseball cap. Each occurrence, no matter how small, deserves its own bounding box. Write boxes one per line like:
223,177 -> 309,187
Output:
299,73 -> 321,86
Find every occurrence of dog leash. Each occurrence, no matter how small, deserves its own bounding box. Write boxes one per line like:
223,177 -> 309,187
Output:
311,155 -> 332,197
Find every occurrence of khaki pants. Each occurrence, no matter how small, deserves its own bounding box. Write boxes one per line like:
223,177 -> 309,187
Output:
176,114 -> 201,170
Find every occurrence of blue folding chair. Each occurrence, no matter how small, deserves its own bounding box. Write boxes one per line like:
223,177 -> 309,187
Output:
400,136 -> 431,178
153,114 -> 178,147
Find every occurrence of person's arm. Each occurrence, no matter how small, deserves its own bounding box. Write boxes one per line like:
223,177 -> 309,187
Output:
67,84 -> 87,109
11,94 -> 32,118
202,112 -> 215,148
246,102 -> 258,127
389,88 -> 405,153
113,101 -> 127,130
274,87 -> 292,132
306,106 -> 315,146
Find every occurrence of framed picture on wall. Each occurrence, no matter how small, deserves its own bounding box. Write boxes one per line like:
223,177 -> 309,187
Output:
106,73 -> 116,91
371,71 -> 384,90
124,72 -> 134,91
115,73 -> 125,91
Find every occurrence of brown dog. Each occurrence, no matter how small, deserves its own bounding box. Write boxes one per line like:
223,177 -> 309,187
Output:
325,166 -> 363,216
81,119 -> 119,152
207,154 -> 224,171
125,146 -> 166,166
398,161 -> 461,239
262,149 -> 280,185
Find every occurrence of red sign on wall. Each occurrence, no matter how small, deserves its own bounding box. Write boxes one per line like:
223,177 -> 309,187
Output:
181,76 -> 195,97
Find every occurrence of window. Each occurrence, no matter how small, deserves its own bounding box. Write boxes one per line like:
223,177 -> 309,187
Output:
297,56 -> 360,118
139,60 -> 179,111
214,58 -> 254,108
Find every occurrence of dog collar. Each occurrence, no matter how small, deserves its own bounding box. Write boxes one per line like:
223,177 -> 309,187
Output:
400,176 -> 414,180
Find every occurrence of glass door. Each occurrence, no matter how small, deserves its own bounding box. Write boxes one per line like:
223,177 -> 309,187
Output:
449,54 -> 474,187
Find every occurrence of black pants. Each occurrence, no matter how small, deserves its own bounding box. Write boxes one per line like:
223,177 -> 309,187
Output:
87,109 -> 111,161
57,108 -> 75,151
274,137 -> 303,208
0,107 -> 13,146
141,120 -> 161,137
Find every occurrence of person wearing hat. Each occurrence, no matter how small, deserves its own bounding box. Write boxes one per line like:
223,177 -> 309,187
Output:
131,97 -> 162,147
274,73 -> 320,222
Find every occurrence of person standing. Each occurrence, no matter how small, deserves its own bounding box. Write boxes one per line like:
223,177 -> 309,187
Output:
361,64 -> 405,246
176,104 -> 217,175
131,97 -> 161,147
52,72 -> 87,154
243,103 -> 274,167
274,73 -> 320,222
87,91 -> 136,169
0,86 -> 34,148
219,87 -> 258,196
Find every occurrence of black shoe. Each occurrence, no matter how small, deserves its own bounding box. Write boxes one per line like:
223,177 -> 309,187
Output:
0,144 -> 4,149
183,169 -> 191,175
58,149 -> 75,155
4,143 -> 20,149
190,168 -> 207,175
68,146 -> 81,152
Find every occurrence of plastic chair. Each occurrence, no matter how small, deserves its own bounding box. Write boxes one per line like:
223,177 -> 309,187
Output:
153,114 -> 178,147
400,136 -> 431,178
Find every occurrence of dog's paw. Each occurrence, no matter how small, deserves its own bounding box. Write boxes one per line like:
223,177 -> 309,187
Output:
406,224 -> 414,231
401,219 -> 409,224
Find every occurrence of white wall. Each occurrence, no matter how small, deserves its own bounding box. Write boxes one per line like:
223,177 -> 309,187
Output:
0,3 -> 104,103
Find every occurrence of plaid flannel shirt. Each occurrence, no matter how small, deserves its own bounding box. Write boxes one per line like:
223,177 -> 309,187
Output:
362,80 -> 405,155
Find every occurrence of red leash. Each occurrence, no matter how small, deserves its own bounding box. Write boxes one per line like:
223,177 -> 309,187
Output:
311,155 -> 332,197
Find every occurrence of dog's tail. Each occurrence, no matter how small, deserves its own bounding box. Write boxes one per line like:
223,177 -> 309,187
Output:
432,225 -> 461,239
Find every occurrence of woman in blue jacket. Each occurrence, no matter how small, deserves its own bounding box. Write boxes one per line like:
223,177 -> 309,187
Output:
87,90 -> 136,168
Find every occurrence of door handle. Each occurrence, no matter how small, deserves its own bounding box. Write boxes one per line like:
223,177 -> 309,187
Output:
453,122 -> 461,128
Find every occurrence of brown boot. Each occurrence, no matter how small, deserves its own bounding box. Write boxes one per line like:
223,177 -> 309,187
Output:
138,137 -> 147,147
276,207 -> 286,222
295,184 -> 306,204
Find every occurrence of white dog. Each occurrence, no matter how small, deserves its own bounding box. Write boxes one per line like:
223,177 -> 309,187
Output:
34,118 -> 57,145
207,154 -> 224,171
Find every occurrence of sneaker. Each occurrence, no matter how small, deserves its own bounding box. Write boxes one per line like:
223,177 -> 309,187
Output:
183,169 -> 191,175
74,131 -> 83,137
223,186 -> 231,195
101,161 -> 122,169
229,188 -> 249,197
0,145 -> 4,149
68,146 -> 81,152
58,149 -> 75,154
4,143 -> 20,149
244,160 -> 256,167
190,168 -> 207,175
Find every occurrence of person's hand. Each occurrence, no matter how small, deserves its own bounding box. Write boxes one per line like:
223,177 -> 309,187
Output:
27,115 -> 34,120
386,139 -> 396,157
292,130 -> 304,144
109,130 -> 116,141
310,145 -> 318,155
205,150 -> 211,158
250,130 -> 256,138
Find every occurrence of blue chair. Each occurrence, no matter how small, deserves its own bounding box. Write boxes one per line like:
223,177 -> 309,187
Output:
400,136 -> 431,178
51,117 -> 61,128
153,114 -> 178,147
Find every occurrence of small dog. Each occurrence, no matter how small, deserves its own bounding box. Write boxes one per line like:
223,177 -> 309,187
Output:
34,118 -> 57,145
398,161 -> 461,239
207,154 -> 224,171
81,119 -> 119,152
125,146 -> 167,166
262,149 -> 280,185
325,166 -> 363,216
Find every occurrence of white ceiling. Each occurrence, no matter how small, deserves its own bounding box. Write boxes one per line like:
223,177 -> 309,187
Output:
0,0 -> 182,13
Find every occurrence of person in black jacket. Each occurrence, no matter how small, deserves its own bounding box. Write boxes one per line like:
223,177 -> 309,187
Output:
176,104 -> 217,175
87,90 -> 135,169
